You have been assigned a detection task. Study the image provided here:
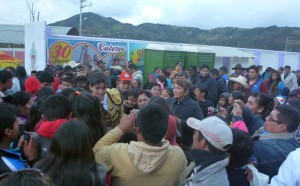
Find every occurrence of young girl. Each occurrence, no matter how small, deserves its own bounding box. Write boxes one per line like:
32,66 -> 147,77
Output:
161,88 -> 174,101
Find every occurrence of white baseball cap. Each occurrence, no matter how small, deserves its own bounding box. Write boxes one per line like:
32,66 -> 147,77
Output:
187,116 -> 233,151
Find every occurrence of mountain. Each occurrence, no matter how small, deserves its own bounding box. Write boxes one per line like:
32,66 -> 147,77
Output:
49,12 -> 300,52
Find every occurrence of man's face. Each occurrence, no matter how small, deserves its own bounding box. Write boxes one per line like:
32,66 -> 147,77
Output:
117,80 -> 132,94
264,110 -> 287,133
284,68 -> 290,75
248,69 -> 258,80
192,130 -> 204,149
3,78 -> 13,90
200,68 -> 209,77
62,82 -> 73,90
89,82 -> 107,101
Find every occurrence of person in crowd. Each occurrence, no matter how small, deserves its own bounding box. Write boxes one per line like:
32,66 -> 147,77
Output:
26,97 -> 48,132
261,67 -> 274,80
131,79 -> 141,89
33,95 -> 72,158
0,103 -> 37,174
37,72 -> 54,88
116,71 -> 133,99
127,64 -> 143,86
246,92 -> 274,121
159,69 -> 171,87
98,60 -> 106,71
228,91 -> 245,106
281,65 -> 298,91
60,77 -> 73,90
31,70 -> 37,77
0,70 -> 13,101
266,70 -> 285,97
246,65 -> 268,97
35,120 -> 106,186
123,88 -> 140,115
161,87 -> 173,101
168,78 -> 203,161
24,76 -> 41,97
143,74 -> 156,90
11,91 -> 33,128
285,99 -> 300,145
219,92 -> 230,111
188,65 -> 199,85
193,84 -> 213,118
269,148 -> 300,186
250,105 -> 300,179
53,65 -> 63,78
278,67 -> 284,75
195,64 -> 218,105
16,66 -> 28,92
152,67 -> 161,78
273,96 -> 285,108
68,92 -> 106,146
229,75 -> 249,93
157,75 -> 167,89
182,116 -> 233,186
169,62 -> 183,82
88,71 -> 123,129
103,69 -> 112,87
149,82 -> 161,97
211,68 -> 228,98
73,74 -> 88,90
5,66 -> 20,94
231,64 -> 244,77
93,103 -> 187,186
226,128 -> 253,186
136,89 -> 153,109
148,97 -> 178,146
219,66 -> 229,84
296,70 -> 300,87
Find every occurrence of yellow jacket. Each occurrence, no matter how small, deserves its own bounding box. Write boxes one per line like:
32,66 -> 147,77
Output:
93,127 -> 187,186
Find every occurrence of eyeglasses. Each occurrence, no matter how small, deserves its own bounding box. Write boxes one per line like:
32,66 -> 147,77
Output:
267,114 -> 281,123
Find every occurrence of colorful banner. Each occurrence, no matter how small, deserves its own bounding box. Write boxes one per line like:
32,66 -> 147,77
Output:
47,38 -> 128,68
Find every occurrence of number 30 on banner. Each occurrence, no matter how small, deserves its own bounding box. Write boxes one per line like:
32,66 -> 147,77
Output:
49,41 -> 73,65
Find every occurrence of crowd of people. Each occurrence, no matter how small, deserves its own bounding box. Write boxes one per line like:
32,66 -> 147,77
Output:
0,59 -> 300,186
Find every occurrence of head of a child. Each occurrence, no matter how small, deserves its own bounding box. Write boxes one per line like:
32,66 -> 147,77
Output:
43,95 -> 72,121
61,77 -> 73,90
220,93 -> 230,107
161,88 -> 173,100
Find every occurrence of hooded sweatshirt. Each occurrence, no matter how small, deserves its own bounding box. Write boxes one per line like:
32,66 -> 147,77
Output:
132,70 -> 143,86
93,127 -> 187,186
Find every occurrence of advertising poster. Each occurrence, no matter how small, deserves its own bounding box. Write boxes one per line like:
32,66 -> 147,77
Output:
47,38 -> 128,68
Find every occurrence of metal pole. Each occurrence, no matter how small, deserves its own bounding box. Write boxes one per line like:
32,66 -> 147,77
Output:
79,0 -> 83,36
285,36 -> 288,51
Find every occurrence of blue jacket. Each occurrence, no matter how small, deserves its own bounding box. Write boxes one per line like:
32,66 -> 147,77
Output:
168,97 -> 203,146
251,130 -> 299,179
0,148 -> 28,174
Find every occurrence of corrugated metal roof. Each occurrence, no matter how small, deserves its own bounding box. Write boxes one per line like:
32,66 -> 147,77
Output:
0,24 -> 24,44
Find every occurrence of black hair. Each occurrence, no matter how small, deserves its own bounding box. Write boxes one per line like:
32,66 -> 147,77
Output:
196,129 -> 226,155
59,88 -> 76,98
38,72 -> 54,84
193,84 -> 208,97
68,92 -> 106,145
16,66 -> 27,79
37,86 -> 55,101
231,91 -> 245,101
128,88 -> 141,97
34,120 -> 106,186
267,70 -> 282,96
286,99 -> 300,112
136,89 -> 153,99
199,64 -> 210,70
62,71 -> 74,78
63,65 -> 74,73
0,104 -> 17,140
284,65 -> 291,70
153,67 -> 160,72
5,66 -> 16,76
148,82 -> 160,90
128,64 -> 137,70
210,68 -> 219,76
31,70 -> 38,75
43,95 -> 71,121
227,128 -> 253,170
26,97 -> 49,132
248,65 -> 258,73
250,92 -> 274,119
87,70 -> 107,87
157,75 -> 167,87
275,105 -> 300,132
148,96 -> 173,115
0,70 -> 13,84
137,103 -> 168,145
11,92 -> 31,107
164,88 -> 174,98
61,77 -> 73,84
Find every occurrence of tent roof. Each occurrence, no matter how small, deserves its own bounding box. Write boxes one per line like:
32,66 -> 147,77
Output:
146,43 -> 214,53
209,46 -> 255,58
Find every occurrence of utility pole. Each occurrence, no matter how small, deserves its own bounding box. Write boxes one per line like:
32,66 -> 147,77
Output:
79,0 -> 92,36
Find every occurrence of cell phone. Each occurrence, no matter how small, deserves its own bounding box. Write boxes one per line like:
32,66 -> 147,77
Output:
23,131 -> 31,142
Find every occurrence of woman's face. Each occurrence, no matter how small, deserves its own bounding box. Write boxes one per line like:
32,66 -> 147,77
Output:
151,85 -> 161,97
173,83 -> 187,99
194,88 -> 204,101
219,97 -> 226,107
20,98 -> 33,117
271,73 -> 278,81
128,96 -> 138,108
138,94 -> 150,109
131,79 -> 139,88
161,89 -> 170,100
228,94 -> 234,105
148,77 -> 155,83
246,96 -> 262,114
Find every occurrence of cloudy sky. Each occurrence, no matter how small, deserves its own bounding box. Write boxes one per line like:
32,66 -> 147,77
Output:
0,0 -> 298,29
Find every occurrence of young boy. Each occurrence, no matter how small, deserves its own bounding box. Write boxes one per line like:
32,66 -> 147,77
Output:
33,95 -> 72,158
61,77 -> 73,90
